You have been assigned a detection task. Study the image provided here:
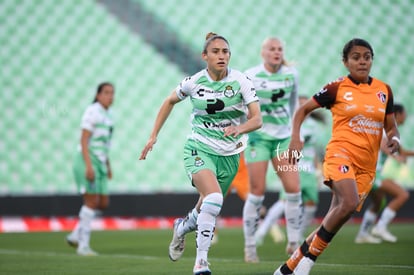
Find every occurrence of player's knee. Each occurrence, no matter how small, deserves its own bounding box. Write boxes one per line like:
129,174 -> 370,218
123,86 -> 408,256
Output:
200,192 -> 223,217
343,196 -> 359,213
401,189 -> 410,203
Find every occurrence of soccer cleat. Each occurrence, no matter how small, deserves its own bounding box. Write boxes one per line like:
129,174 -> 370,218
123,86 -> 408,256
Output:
270,224 -> 286,243
65,235 -> 78,248
294,256 -> 314,275
169,218 -> 185,261
355,234 -> 382,244
371,226 -> 397,243
193,259 -> 211,275
77,246 -> 98,256
286,241 -> 299,256
244,245 -> 259,263
273,265 -> 293,275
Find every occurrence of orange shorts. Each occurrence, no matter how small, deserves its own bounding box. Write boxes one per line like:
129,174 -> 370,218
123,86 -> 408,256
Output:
323,155 -> 375,211
228,152 -> 249,201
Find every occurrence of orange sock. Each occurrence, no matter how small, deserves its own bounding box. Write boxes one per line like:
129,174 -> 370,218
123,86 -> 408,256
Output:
285,241 -> 309,272
308,233 -> 329,258
286,247 -> 304,271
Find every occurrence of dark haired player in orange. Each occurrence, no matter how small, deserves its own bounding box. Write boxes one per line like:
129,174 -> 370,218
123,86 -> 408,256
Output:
274,38 -> 400,275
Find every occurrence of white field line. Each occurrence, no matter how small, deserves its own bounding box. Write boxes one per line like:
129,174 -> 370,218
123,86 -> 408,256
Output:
0,249 -> 413,270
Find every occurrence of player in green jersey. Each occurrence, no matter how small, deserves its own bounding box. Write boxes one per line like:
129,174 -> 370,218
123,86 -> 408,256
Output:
242,37 -> 303,261
140,32 -> 262,275
66,82 -> 115,256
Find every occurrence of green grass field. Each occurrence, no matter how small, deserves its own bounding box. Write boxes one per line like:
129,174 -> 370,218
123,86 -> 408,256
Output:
0,223 -> 413,274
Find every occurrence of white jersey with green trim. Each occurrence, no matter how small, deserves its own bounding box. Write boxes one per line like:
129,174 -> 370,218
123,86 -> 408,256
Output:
244,63 -> 298,140
77,102 -> 114,163
176,68 -> 258,156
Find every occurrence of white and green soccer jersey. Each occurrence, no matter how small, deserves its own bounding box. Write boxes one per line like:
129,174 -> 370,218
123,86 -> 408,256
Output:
244,64 -> 298,140
176,68 -> 258,156
78,102 -> 114,163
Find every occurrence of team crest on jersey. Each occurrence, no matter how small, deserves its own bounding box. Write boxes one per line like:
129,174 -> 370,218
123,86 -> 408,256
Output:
224,85 -> 236,97
194,156 -> 204,167
376,91 -> 386,103
338,164 -> 349,173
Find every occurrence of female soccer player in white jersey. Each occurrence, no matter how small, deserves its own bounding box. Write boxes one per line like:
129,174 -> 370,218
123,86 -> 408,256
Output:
66,82 -> 115,256
140,32 -> 262,275
242,37 -> 303,261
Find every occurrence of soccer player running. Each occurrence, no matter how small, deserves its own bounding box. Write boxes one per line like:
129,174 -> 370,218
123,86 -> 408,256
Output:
242,37 -> 303,262
66,82 -> 115,256
274,38 -> 400,275
355,103 -> 411,244
140,32 -> 262,275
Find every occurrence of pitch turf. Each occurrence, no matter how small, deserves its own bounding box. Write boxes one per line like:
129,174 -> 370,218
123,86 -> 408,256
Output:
0,223 -> 413,274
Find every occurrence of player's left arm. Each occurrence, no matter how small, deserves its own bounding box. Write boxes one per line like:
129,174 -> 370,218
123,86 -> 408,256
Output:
384,113 -> 400,155
383,86 -> 400,154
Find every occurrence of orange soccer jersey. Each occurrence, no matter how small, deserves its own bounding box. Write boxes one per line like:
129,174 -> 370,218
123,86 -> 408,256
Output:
313,75 -> 394,209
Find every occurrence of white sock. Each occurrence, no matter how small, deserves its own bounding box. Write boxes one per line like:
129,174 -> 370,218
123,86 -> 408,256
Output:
358,209 -> 377,236
196,193 -> 223,263
177,208 -> 198,237
299,205 -> 316,239
376,207 -> 396,229
284,192 -> 303,244
68,223 -> 80,240
256,200 -> 285,238
77,205 -> 95,249
243,193 -> 264,246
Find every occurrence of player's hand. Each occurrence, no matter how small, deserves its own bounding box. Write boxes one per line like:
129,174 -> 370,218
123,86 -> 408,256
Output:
140,137 -> 157,160
85,166 -> 95,182
387,136 -> 400,155
288,138 -> 303,165
223,125 -> 240,137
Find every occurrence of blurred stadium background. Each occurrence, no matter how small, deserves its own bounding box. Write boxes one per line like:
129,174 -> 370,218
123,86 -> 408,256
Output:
1,0 -> 413,203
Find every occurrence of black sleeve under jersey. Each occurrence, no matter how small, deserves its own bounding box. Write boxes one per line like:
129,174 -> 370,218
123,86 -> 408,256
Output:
312,80 -> 340,109
385,84 -> 394,115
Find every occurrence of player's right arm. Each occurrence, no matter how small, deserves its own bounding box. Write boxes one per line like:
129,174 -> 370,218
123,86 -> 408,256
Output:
139,90 -> 182,160
80,129 -> 94,181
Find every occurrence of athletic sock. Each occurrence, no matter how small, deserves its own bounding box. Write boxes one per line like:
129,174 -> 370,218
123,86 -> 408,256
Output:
284,192 -> 303,244
177,208 -> 198,237
300,205 -> 316,239
307,226 -> 335,261
257,199 -> 285,237
69,223 -> 80,240
376,207 -> 396,229
77,205 -> 95,249
196,193 -> 223,262
357,209 -> 377,236
243,193 -> 264,246
283,241 -> 309,273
